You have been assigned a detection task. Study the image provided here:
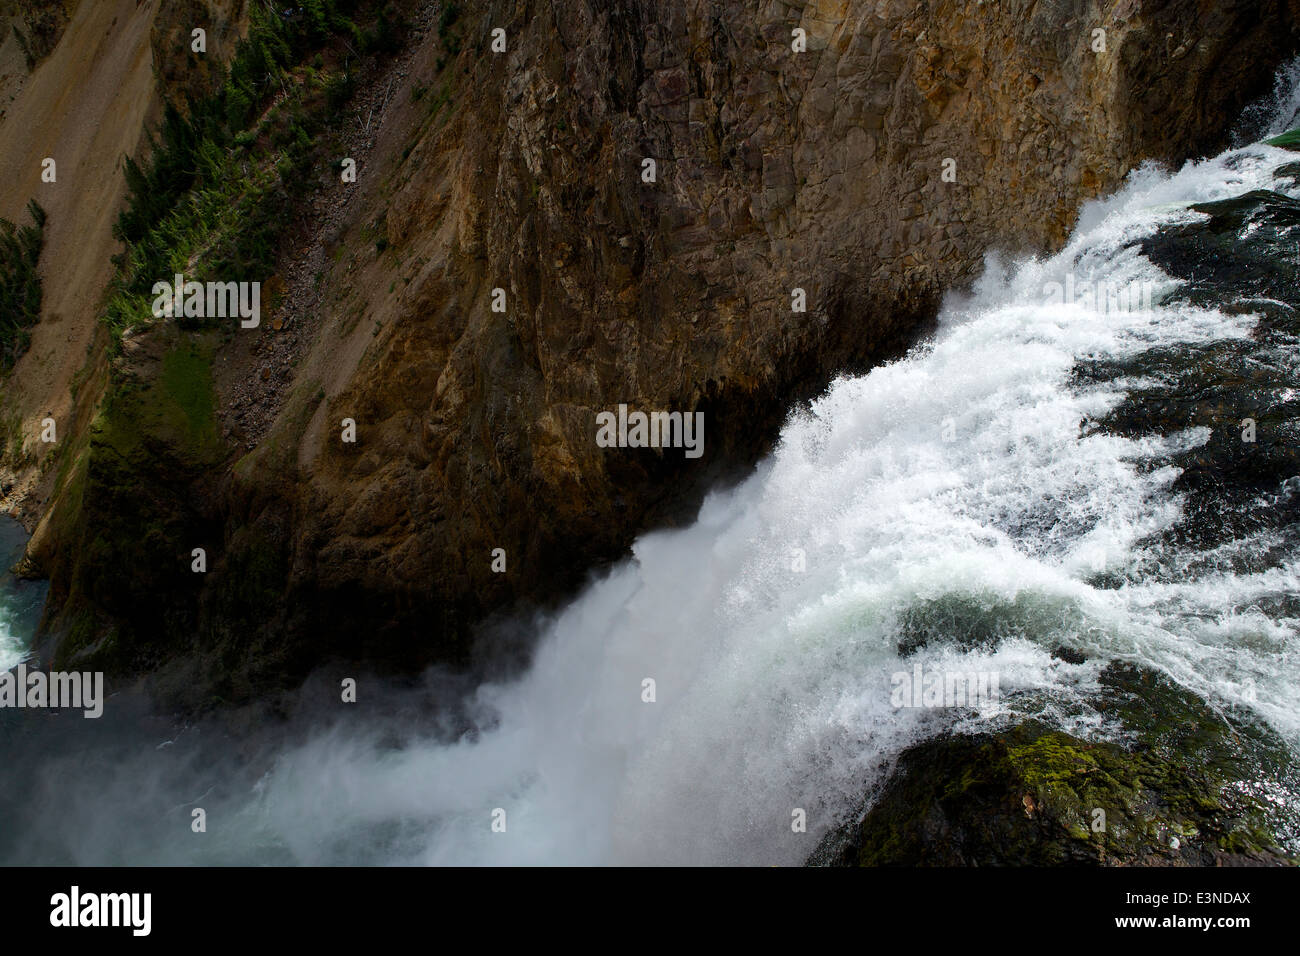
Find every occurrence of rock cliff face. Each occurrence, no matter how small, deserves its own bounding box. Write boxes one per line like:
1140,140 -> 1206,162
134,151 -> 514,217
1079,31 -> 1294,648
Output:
6,0 -> 1300,703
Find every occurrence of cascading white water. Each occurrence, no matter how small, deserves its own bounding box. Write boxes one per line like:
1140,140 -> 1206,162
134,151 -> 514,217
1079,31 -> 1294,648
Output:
220,133 -> 1300,866
4,76 -> 1300,868
0,599 -> 25,673
0,518 -> 43,673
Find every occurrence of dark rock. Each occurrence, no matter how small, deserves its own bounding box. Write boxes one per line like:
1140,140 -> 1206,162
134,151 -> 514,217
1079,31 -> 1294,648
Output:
813,663 -> 1299,866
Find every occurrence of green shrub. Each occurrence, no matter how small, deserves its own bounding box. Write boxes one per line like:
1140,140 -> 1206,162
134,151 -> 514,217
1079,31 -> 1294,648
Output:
325,70 -> 356,111
104,1 -> 404,343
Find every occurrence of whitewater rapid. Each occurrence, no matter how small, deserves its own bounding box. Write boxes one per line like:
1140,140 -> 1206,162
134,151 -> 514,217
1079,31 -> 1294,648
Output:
5,72 -> 1300,867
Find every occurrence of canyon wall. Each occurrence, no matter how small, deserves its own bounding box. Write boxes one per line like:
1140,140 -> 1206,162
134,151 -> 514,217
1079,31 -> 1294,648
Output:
4,0 -> 1298,704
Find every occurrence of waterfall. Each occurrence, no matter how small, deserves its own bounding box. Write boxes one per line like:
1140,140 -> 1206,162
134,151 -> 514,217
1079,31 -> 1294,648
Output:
3,72 -> 1300,867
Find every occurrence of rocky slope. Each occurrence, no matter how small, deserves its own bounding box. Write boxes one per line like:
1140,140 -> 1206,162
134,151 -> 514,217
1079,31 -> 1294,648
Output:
0,0 -> 245,523
4,0 -> 1300,708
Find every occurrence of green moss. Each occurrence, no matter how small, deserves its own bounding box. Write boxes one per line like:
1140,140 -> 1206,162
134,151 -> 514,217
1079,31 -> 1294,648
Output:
159,344 -> 219,449
94,339 -> 224,468
41,327 -> 229,671
1006,733 -> 1103,789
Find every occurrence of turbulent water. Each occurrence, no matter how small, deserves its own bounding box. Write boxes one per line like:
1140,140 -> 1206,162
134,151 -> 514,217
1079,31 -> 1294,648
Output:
4,80 -> 1300,866
0,518 -> 45,673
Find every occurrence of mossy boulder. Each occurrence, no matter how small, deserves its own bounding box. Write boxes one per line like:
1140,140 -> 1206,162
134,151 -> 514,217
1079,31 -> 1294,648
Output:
813,663 -> 1298,866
